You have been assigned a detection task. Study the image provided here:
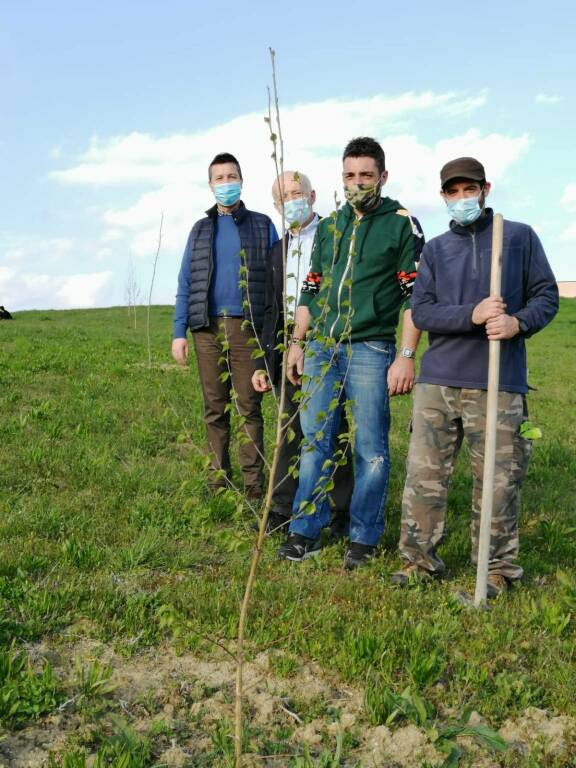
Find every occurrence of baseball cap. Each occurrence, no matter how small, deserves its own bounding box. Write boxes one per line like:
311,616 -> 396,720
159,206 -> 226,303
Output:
440,157 -> 486,189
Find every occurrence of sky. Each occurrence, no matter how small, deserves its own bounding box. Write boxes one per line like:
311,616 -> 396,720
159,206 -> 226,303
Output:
1,0 -> 575,312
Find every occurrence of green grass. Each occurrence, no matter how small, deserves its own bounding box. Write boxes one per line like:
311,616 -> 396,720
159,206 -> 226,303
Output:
0,641 -> 62,727
1,302 -> 575,765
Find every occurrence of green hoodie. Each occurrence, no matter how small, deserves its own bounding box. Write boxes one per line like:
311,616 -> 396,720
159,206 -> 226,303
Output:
299,197 -> 422,342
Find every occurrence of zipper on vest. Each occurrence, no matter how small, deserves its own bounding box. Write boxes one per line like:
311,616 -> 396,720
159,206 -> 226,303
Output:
205,222 -> 215,326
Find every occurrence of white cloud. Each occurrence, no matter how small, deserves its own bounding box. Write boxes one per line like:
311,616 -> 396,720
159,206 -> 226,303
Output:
383,129 -> 530,216
101,229 -> 127,242
535,93 -> 562,105
50,90 -> 486,187
437,91 -> 488,117
560,183 -> 576,213
48,91 -> 527,259
0,235 -> 75,266
6,89 -> 534,309
560,223 -> 576,242
96,247 -> 113,261
0,266 -> 113,310
92,126 -> 530,260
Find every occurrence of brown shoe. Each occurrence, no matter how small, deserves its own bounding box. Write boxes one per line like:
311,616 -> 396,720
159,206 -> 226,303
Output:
391,562 -> 436,586
487,574 -> 511,599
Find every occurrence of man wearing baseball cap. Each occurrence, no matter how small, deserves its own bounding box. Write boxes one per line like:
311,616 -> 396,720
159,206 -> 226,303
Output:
392,157 -> 559,597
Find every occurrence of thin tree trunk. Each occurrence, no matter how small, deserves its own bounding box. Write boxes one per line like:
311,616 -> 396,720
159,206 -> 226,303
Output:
234,47 -> 287,767
146,212 -> 164,368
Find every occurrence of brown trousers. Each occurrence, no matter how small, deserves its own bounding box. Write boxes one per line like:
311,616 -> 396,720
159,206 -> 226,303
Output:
192,317 -> 264,492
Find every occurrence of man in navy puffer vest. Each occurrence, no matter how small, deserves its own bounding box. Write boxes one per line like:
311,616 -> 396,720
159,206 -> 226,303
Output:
172,152 -> 278,497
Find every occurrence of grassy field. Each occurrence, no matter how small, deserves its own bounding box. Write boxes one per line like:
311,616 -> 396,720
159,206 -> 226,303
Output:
0,302 -> 575,767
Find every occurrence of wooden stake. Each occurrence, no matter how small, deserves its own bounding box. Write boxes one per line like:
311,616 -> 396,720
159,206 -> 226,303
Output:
474,213 -> 504,606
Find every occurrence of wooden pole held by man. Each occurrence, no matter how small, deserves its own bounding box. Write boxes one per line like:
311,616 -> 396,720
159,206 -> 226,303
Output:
474,212 -> 504,606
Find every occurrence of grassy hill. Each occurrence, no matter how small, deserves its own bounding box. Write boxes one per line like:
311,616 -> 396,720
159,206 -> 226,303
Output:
0,302 -> 575,767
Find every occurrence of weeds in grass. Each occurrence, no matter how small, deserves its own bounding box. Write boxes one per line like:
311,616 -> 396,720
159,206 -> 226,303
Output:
269,650 -> 299,678
432,718 -> 507,767
536,517 -> 576,554
48,751 -> 88,768
490,671 -> 543,718
76,658 -> 114,700
114,529 -> 167,570
365,678 -> 431,727
408,646 -> 445,689
0,641 -> 61,727
292,734 -> 360,767
211,718 -> 250,766
556,569 -> 576,610
62,538 -> 103,570
343,629 -> 387,677
48,718 -> 151,768
365,677 -> 508,766
531,597 -> 571,636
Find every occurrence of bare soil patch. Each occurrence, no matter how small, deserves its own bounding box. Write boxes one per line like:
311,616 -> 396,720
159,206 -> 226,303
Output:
1,640 -> 575,767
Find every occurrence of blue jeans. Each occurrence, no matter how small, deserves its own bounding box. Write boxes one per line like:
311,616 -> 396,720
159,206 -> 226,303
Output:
289,339 -> 394,546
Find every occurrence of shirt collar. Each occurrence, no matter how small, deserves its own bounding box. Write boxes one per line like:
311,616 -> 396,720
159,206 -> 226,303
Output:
289,212 -> 319,239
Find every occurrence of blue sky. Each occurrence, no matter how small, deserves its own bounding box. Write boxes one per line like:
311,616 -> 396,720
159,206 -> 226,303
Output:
1,0 -> 574,310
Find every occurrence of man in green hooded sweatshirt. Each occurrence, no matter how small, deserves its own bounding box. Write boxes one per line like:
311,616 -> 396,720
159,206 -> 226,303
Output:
278,136 -> 424,569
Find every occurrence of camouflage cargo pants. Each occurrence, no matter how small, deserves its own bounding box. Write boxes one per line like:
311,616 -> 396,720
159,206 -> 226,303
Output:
400,384 -> 532,580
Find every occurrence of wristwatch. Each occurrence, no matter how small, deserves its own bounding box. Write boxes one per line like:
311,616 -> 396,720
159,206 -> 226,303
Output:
399,347 -> 416,359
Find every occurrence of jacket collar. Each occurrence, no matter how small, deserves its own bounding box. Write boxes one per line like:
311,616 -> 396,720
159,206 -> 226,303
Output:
206,200 -> 248,225
450,207 -> 494,236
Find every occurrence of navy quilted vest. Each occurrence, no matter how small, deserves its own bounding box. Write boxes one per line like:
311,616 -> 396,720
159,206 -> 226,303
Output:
187,202 -> 271,332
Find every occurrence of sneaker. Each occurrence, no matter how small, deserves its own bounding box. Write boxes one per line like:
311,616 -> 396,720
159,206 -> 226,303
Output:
344,542 -> 377,570
251,511 -> 290,535
278,533 -> 321,562
487,574 -> 511,599
390,562 -> 435,586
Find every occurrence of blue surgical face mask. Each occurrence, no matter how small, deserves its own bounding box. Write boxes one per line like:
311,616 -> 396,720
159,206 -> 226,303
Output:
284,197 -> 312,226
213,181 -> 242,206
446,194 -> 483,226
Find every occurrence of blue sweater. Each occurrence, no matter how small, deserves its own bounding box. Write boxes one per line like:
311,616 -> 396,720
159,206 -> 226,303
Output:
208,214 -> 244,317
412,209 -> 559,393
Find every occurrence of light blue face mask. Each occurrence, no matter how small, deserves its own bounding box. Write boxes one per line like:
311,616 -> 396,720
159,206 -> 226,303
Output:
446,194 -> 482,226
284,197 -> 311,226
213,181 -> 242,206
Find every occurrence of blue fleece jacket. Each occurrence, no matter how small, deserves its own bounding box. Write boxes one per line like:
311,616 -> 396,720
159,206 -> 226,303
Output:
412,209 -> 559,393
